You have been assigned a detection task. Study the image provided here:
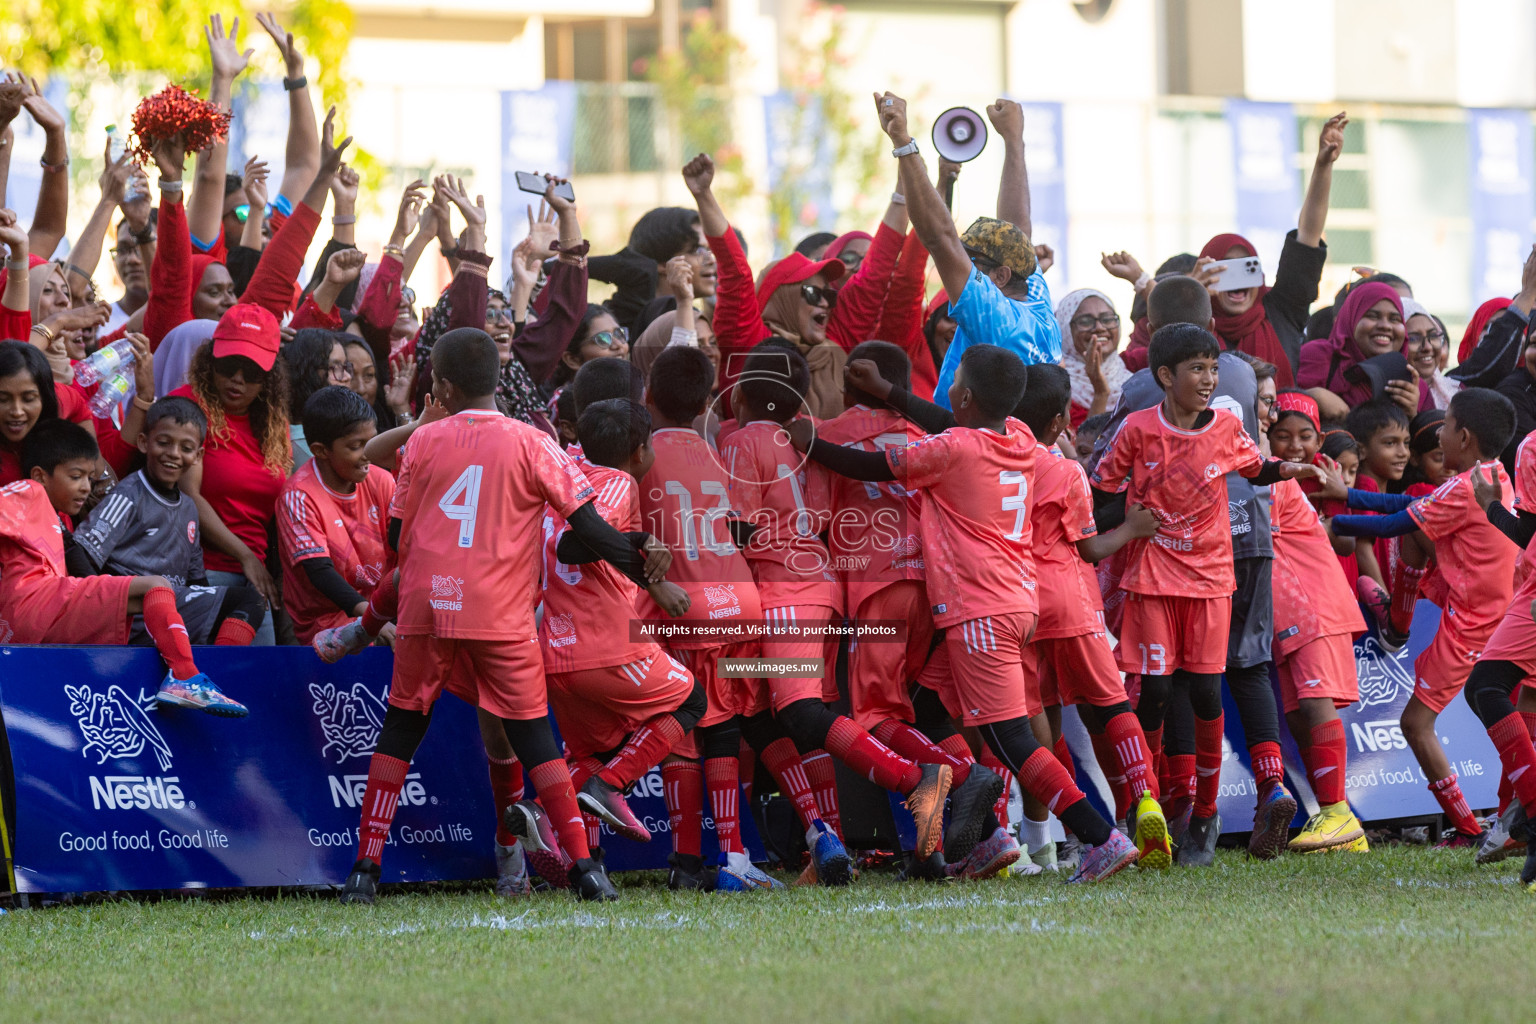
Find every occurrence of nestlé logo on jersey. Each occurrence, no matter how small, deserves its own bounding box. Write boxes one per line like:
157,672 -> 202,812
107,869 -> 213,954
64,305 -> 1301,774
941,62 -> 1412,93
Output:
309,680 -> 429,810
69,683 -> 189,811
430,574 -> 464,611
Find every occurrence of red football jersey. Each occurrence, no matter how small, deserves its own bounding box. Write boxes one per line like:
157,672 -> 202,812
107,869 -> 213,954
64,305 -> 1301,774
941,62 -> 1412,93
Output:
885,421 -> 1037,629
1091,405 -> 1264,598
539,460 -> 662,672
635,427 -> 762,648
718,419 -> 840,611
816,404 -> 925,615
0,479 -> 66,588
390,409 -> 594,640
1269,479 -> 1365,657
1031,443 -> 1104,640
1408,462 -> 1517,637
277,460 -> 396,644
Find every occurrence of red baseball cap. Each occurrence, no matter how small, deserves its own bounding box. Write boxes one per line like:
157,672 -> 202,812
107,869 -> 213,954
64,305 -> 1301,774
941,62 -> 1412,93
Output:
211,303 -> 281,371
754,253 -> 846,313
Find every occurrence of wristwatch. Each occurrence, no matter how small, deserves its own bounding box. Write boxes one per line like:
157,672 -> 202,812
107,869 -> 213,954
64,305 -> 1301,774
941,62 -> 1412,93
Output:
891,140 -> 920,158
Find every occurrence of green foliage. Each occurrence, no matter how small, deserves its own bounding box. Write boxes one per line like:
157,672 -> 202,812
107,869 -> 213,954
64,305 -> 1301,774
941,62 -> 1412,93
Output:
642,10 -> 752,207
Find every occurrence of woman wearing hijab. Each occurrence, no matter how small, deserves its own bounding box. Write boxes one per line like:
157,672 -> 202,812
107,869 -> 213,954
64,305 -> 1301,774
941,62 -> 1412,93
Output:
1056,288 -> 1131,428
1297,280 -> 1427,419
1400,298 -> 1459,409
1197,113 -> 1347,382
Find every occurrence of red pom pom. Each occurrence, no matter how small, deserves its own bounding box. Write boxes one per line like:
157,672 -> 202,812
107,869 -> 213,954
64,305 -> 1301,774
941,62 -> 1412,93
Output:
129,85 -> 232,163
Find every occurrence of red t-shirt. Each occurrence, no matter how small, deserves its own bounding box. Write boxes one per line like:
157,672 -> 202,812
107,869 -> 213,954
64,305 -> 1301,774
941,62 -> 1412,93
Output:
1270,479 -> 1365,656
170,385 -> 287,573
539,460 -> 662,672
1031,443 -> 1104,640
390,409 -> 593,640
1091,405 -> 1264,598
1407,462 -> 1518,638
886,421 -> 1038,629
277,460 -> 396,644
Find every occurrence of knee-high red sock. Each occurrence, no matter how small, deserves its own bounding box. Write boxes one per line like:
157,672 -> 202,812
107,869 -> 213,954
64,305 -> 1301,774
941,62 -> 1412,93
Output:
738,738 -> 756,803
872,720 -> 972,785
1389,562 -> 1425,636
1103,710 -> 1157,803
527,758 -> 592,862
1249,740 -> 1284,795
979,750 -> 1012,828
1052,734 -> 1076,782
705,756 -> 744,855
799,749 -> 842,839
213,616 -> 256,646
566,755 -> 605,794
1193,714 -> 1224,819
758,737 -> 821,830
1165,752 -> 1196,814
1429,772 -> 1480,837
356,753 -> 409,864
1489,712 -> 1536,814
1016,747 -> 1087,816
1307,719 -> 1347,805
824,716 -> 922,794
1090,730 -> 1132,821
662,760 -> 704,858
142,586 -> 199,680
487,755 -> 525,846
600,713 -> 686,790
583,811 -> 602,850
361,570 -> 398,636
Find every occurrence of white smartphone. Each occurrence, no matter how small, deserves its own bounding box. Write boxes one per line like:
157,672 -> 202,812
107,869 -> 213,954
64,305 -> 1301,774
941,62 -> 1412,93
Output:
1208,256 -> 1264,292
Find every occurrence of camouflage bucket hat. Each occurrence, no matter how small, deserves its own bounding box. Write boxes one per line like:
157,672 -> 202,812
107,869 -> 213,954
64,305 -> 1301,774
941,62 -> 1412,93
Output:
961,217 -> 1036,280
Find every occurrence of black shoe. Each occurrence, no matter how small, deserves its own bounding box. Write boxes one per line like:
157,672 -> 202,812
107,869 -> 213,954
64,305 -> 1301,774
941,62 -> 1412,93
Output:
1522,843 -> 1536,887
569,857 -> 619,901
1176,813 -> 1220,868
943,765 -> 1003,863
667,852 -> 706,891
339,857 -> 380,905
895,848 -> 949,882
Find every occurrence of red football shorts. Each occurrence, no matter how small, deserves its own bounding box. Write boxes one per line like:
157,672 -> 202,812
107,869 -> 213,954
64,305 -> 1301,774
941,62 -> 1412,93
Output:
761,605 -> 837,711
1481,597 -> 1536,685
390,635 -> 546,720
1116,593 -> 1231,676
0,576 -> 132,645
848,580 -> 936,728
943,611 -> 1037,726
1030,630 -> 1127,710
1276,633 -> 1359,714
669,640 -> 769,729
1413,623 -> 1491,714
547,651 -> 695,759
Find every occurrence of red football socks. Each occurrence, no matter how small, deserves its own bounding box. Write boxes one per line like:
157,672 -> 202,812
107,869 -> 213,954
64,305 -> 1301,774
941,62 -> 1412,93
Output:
705,756 -> 745,855
1249,740 -> 1284,794
213,616 -> 256,646
1429,772 -> 1480,836
1306,719 -> 1347,806
142,586 -> 199,680
487,755 -> 525,847
600,714 -> 686,790
1090,730 -> 1131,821
824,715 -> 923,794
662,759 -> 704,858
1193,714 -> 1224,819
872,720 -> 973,786
1016,747 -> 1086,817
1165,752 -> 1196,815
979,750 -> 1012,828
799,749 -> 843,839
361,570 -> 399,636
1052,734 -> 1076,781
357,753 -> 409,864
758,737 -> 821,830
1103,711 -> 1156,803
527,758 -> 592,861
1390,561 -> 1425,636
1488,712 -> 1536,815
566,755 -> 605,795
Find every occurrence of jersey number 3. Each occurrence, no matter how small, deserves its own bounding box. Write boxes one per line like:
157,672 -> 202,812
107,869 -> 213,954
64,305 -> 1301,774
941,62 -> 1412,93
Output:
438,465 -> 483,548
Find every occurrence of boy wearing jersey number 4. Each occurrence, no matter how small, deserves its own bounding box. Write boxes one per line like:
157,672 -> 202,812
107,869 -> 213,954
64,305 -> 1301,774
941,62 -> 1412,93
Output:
796,344 -> 1141,882
339,328 -> 686,905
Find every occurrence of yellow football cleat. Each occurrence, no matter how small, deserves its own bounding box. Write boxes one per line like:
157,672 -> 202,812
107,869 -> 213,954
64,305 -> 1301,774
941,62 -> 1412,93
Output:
1133,791 -> 1172,869
1289,801 -> 1366,853
1341,834 -> 1369,853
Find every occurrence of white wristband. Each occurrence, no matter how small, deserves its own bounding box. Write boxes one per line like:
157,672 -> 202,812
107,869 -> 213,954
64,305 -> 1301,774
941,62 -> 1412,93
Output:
1134,271 -> 1152,290
890,192 -> 906,205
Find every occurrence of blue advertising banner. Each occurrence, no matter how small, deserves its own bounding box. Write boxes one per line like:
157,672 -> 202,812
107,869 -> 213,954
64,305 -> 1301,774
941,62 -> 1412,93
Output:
1224,99 -> 1299,275
763,91 -> 835,257
1017,101 -> 1068,293
2,645 -> 760,893
499,83 -> 578,270
1468,108 -> 1535,307
229,80 -> 291,194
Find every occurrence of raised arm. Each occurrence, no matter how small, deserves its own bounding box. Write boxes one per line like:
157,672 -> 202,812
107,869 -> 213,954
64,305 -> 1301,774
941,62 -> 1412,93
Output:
0,80 -> 21,213
512,176 -> 587,383
66,142 -> 135,300
188,15 -> 252,247
1297,113 -> 1346,247
876,92 -> 973,304
685,153 -> 762,409
436,175 -> 491,333
143,133 -> 193,348
17,76 -> 69,259
0,210 -> 30,325
256,12 -> 321,213
986,99 -> 1030,238
826,186 -> 907,351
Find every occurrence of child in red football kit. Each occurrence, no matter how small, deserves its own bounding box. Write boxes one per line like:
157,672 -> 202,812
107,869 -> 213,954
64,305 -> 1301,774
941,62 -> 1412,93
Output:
720,346 -> 953,880
1,420 -> 245,716
1343,401 -> 1415,646
1326,388 -> 1519,848
1091,324 -> 1322,866
797,344 -> 1143,882
339,328 -> 685,905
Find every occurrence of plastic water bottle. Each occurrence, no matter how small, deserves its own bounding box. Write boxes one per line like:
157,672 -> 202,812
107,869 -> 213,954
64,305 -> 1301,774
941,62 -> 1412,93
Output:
89,371 -> 134,418
106,125 -> 144,203
75,338 -> 135,388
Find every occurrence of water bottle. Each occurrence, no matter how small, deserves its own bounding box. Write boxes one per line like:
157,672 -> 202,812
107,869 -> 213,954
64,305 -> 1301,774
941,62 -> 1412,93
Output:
75,338 -> 135,388
106,125 -> 144,203
89,371 -> 134,418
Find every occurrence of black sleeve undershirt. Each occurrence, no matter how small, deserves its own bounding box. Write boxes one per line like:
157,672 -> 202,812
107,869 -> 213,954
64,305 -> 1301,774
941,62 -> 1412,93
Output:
556,529 -> 649,565
883,385 -> 956,435
560,501 -> 650,587
1487,501 -> 1536,549
804,437 -> 897,482
299,556 -> 367,612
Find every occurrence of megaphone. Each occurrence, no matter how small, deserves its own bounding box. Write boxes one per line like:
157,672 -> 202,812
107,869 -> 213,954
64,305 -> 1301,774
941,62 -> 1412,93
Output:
931,107 -> 988,163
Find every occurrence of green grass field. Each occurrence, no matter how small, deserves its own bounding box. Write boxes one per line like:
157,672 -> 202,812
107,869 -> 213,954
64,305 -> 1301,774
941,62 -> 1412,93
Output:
1,845 -> 1529,1024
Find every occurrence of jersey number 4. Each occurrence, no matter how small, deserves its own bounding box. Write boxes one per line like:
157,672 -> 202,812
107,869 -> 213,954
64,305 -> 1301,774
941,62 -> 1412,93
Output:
438,465 -> 483,548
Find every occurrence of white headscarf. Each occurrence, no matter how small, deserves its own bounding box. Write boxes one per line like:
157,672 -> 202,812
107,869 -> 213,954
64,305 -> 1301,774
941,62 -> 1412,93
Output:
1056,288 -> 1131,413
154,319 -> 216,397
1400,298 -> 1459,409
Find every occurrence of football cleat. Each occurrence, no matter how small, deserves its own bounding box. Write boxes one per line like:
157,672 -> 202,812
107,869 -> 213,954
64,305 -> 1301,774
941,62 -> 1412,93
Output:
312,618 -> 372,663
810,823 -> 853,886
1432,829 -> 1482,850
896,849 -> 949,882
1340,834 -> 1370,853
1058,833 -> 1084,874
904,764 -> 954,861
793,859 -> 819,887
338,857 -> 380,905
568,858 -> 619,901
494,842 -> 532,897
1522,843 -> 1536,887
1133,791 -> 1172,870
1165,800 -> 1194,851
577,777 -> 651,843
1068,830 -> 1139,883
1177,813 -> 1220,867
667,852 -> 707,891
156,672 -> 248,717
943,765 -> 1004,864
1248,782 -> 1298,860
1478,805 -> 1529,865
502,800 -> 553,854
1288,802 -> 1365,854
945,827 -> 1021,880
717,852 -> 785,891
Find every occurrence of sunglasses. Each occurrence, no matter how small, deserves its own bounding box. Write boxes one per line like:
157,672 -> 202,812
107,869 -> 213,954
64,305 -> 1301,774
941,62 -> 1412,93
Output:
232,204 -> 275,224
800,283 -> 837,309
1070,313 -> 1119,331
589,328 -> 628,350
212,355 -> 268,381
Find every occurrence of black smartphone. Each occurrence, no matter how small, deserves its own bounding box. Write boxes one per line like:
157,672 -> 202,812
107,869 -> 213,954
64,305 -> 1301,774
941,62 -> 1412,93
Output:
515,171 -> 574,202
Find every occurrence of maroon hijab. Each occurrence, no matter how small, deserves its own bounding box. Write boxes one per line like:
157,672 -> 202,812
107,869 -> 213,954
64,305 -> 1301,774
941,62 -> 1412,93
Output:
1296,281 -> 1404,405
1199,233 -> 1293,385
